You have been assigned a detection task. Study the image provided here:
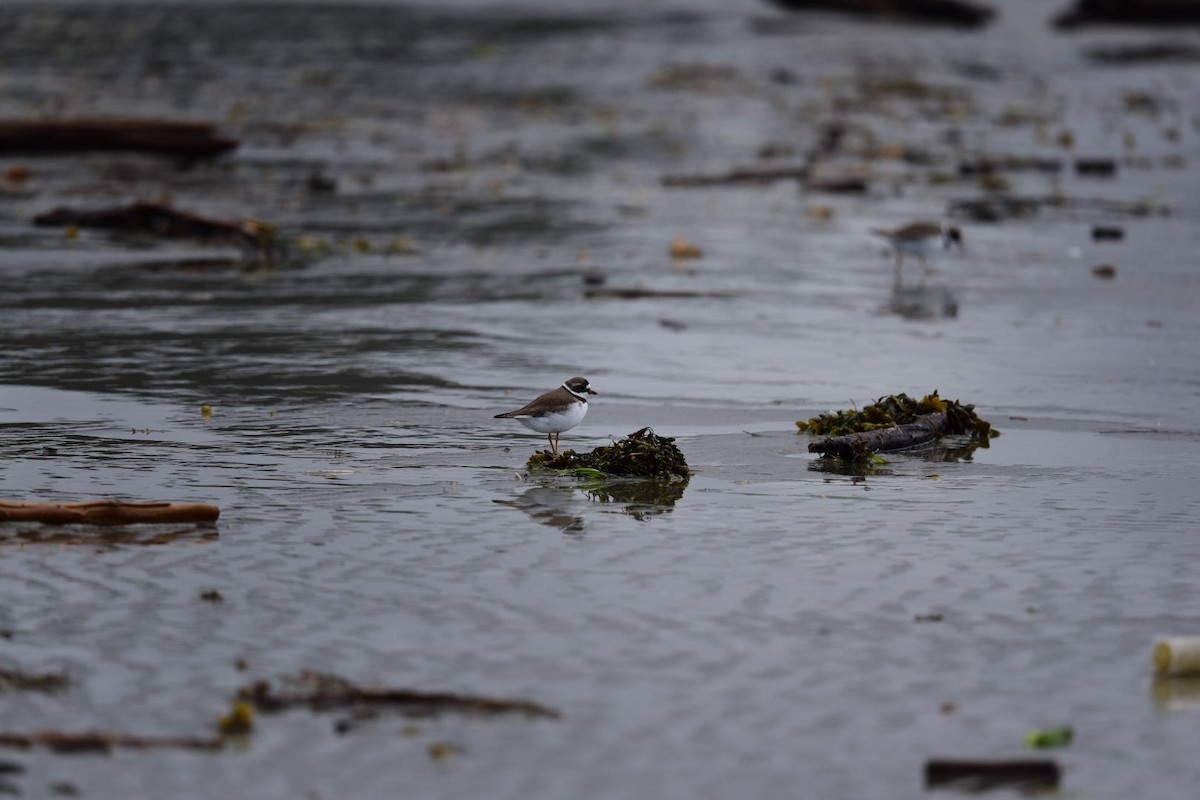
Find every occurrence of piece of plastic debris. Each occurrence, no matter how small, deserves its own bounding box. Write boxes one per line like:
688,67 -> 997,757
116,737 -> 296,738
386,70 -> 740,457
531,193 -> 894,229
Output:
668,238 -> 703,259
1154,637 -> 1200,676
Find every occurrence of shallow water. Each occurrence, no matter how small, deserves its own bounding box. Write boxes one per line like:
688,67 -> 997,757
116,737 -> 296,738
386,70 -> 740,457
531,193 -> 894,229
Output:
2,1 -> 1200,798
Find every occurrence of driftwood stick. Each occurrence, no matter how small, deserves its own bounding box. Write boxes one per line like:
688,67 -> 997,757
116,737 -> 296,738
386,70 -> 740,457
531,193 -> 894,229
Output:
239,672 -> 561,719
584,287 -> 737,300
662,166 -> 810,187
0,118 -> 238,156
34,201 -> 271,250
0,730 -> 222,753
808,412 -> 949,458
766,0 -> 994,27
925,758 -> 1060,790
0,500 -> 220,525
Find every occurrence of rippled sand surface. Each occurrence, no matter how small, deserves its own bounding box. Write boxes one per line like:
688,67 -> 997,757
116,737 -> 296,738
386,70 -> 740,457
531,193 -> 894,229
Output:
2,1 -> 1200,798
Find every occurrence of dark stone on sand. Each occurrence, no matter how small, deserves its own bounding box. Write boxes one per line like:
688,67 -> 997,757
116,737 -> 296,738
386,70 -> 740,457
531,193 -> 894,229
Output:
766,0 -> 995,27
1055,0 -> 1200,29
1092,225 -> 1125,241
1075,157 -> 1117,176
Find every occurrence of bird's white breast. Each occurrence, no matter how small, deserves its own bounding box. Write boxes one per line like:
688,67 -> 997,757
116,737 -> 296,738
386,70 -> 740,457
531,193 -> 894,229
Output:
895,237 -> 936,257
516,401 -> 587,434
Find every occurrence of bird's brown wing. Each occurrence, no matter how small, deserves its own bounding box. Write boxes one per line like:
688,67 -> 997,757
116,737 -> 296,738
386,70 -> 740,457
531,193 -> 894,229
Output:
891,221 -> 942,239
493,387 -> 561,419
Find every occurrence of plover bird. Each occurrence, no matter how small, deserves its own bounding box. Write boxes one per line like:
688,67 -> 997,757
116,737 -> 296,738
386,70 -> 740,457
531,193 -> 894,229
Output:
494,376 -> 596,455
872,221 -> 962,284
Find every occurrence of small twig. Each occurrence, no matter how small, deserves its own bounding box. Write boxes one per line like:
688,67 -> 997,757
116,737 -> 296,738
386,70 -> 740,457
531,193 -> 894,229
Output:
0,731 -> 222,753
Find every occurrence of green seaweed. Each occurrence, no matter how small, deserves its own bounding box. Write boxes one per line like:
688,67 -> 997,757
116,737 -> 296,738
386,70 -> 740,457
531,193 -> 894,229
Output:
1024,726 -> 1073,749
796,391 -> 999,443
527,427 -> 690,480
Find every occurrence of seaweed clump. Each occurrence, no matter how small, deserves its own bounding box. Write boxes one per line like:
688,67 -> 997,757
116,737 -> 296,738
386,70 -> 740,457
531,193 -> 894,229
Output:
527,427 -> 689,479
797,391 -> 998,442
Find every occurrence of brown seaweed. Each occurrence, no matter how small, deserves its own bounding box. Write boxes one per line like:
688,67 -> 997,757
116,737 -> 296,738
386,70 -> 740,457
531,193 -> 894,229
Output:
527,427 -> 690,480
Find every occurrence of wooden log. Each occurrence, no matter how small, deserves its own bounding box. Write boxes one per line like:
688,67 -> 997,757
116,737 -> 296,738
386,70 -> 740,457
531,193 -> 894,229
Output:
0,500 -> 220,525
0,118 -> 238,156
808,412 -> 949,458
766,0 -> 994,27
925,758 -> 1060,790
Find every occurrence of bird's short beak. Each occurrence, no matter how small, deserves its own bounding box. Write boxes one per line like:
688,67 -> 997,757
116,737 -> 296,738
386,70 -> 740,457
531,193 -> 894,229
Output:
588,388 -> 598,395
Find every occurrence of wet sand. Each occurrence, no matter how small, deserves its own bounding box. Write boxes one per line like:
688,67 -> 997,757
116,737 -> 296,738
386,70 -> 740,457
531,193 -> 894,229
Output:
2,1 -> 1200,798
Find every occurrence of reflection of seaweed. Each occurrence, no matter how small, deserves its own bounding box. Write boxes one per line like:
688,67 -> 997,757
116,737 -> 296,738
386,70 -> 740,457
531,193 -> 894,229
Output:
808,456 -> 891,478
920,435 -> 988,462
579,476 -> 689,520
807,434 -> 984,476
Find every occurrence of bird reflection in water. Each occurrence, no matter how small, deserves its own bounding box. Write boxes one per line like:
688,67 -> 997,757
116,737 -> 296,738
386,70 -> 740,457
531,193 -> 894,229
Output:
888,283 -> 959,320
493,486 -> 586,534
